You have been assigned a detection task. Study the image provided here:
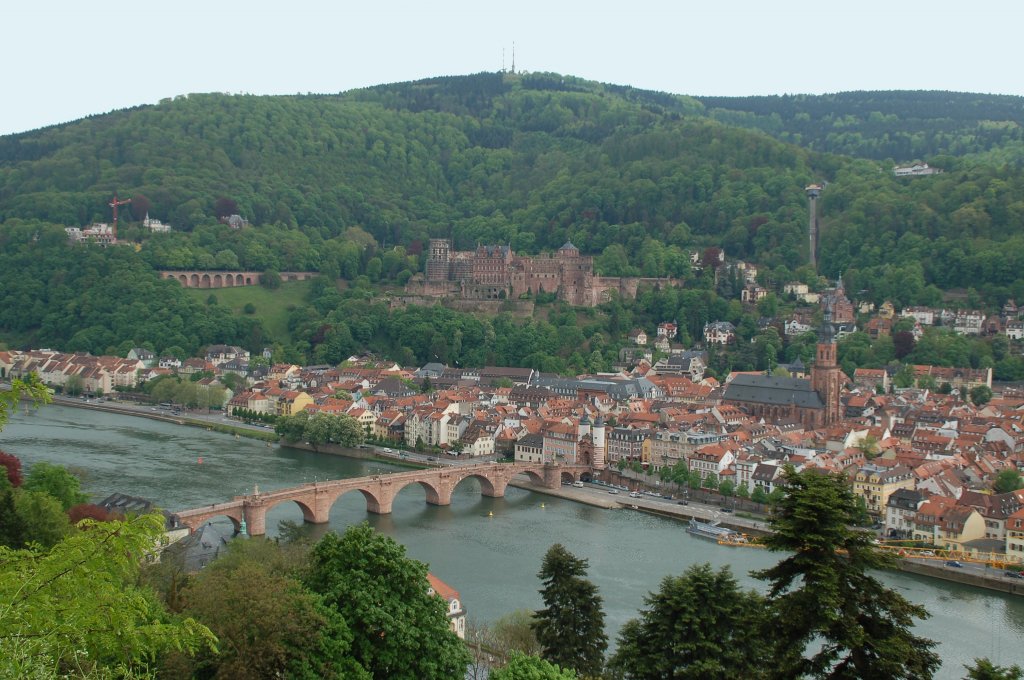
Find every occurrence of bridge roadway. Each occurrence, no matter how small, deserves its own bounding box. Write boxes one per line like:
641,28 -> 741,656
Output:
173,462 -> 591,536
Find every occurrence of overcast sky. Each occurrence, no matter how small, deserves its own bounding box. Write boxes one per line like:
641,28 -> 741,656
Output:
2,0 -> 1021,136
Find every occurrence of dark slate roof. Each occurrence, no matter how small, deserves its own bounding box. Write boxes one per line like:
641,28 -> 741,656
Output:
723,374 -> 824,409
516,433 -> 544,449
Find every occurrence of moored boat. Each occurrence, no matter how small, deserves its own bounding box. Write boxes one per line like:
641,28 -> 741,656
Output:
687,518 -> 740,541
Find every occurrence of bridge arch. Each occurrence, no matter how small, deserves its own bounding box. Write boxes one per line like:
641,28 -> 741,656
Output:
200,273 -> 211,288
391,478 -> 446,506
261,497 -> 317,524
327,486 -> 391,515
178,274 -> 188,285
213,273 -> 223,287
174,510 -> 242,536
518,469 -> 547,486
451,472 -> 501,498
190,273 -> 199,287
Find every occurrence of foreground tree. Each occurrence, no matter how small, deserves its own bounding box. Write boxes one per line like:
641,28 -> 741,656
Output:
965,658 -> 1024,680
532,544 -> 607,678
755,467 -> 940,679
22,461 -> 88,511
304,523 -> 470,679
0,374 -> 50,429
608,563 -> 767,679
0,513 -> 214,676
491,652 -> 577,680
165,541 -> 367,680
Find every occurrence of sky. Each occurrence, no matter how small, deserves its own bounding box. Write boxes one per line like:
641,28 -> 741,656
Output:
3,0 -> 1022,136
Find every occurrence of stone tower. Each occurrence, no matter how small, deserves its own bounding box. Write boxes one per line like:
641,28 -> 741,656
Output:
591,415 -> 606,470
811,300 -> 842,426
426,239 -> 452,281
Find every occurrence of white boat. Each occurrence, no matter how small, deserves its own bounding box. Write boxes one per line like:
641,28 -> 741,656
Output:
687,518 -> 739,541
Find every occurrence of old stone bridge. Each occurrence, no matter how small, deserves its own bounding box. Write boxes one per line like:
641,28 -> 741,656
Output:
159,270 -> 316,289
173,462 -> 591,536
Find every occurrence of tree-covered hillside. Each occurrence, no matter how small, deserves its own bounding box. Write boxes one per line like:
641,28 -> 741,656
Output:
697,91 -> 1024,163
3,73 -> 1024,360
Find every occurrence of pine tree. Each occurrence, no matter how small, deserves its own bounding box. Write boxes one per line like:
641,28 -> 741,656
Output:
609,563 -> 766,679
532,544 -> 607,678
755,467 -> 940,679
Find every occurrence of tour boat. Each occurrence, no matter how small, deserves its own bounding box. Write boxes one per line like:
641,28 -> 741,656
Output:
686,518 -> 739,542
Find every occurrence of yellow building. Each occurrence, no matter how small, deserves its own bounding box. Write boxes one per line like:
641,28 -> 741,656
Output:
276,390 -> 314,417
853,464 -> 915,516
937,506 -> 986,551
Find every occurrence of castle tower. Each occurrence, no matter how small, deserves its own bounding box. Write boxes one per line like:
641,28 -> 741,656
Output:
426,239 -> 452,281
591,415 -> 606,470
811,300 -> 842,426
806,184 -> 823,271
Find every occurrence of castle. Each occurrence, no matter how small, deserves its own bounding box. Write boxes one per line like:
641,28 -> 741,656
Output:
407,239 -> 681,307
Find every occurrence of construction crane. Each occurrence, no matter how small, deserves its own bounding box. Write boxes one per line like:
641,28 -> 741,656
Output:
109,194 -> 131,241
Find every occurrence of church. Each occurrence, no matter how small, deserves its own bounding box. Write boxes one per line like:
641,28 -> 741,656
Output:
722,304 -> 843,429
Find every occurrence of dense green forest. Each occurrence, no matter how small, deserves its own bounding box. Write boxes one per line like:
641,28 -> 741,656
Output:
2,73 -> 1024,366
698,91 -> 1024,163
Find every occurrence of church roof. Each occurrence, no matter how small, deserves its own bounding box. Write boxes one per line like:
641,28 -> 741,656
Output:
723,374 -> 825,409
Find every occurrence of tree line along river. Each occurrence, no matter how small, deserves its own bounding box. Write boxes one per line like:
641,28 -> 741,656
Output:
3,405 -> 1022,678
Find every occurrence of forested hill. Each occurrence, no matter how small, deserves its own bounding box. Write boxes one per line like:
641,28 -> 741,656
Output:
697,91 -> 1024,163
1,73 -> 1024,321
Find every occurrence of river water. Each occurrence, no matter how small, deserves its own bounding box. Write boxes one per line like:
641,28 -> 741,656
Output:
3,405 -> 1022,677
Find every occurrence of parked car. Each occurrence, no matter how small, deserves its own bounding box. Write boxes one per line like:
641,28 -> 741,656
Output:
677,500 -> 689,505
662,494 -> 673,500
383,448 -> 393,453
572,481 -> 585,488
920,551 -> 935,557
720,507 -> 733,513
608,489 -> 620,495
944,560 -> 964,568
427,456 -> 437,461
1004,570 -> 1023,579
628,491 -> 642,498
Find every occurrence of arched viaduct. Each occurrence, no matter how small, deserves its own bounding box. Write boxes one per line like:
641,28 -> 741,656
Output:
173,462 -> 591,536
159,270 -> 317,289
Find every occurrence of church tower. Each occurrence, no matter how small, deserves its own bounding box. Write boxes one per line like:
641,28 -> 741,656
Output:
592,415 -> 607,470
811,300 -> 842,426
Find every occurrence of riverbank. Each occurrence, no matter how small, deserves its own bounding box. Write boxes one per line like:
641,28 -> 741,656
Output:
48,396 -> 278,442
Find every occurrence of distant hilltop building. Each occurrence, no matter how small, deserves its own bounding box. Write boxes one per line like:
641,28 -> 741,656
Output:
65,223 -> 115,246
219,214 -> 248,230
142,213 -> 172,233
408,238 -> 683,307
893,163 -> 942,177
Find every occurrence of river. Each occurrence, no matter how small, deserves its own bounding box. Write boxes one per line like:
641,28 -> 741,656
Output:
3,405 -> 1022,677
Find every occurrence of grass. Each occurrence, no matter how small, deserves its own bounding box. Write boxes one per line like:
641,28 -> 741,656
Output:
185,280 -> 312,342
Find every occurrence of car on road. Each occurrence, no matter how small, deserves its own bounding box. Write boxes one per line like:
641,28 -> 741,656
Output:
383,448 -> 393,453
427,456 -> 436,462
677,500 -> 689,505
608,489 -> 620,495
628,491 -> 642,498
662,494 -> 673,500
944,560 -> 964,568
720,507 -> 733,513
1004,570 -> 1023,579
920,550 -> 935,557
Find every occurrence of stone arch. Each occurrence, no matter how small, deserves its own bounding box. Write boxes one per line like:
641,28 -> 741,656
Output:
560,470 -> 578,485
261,497 -> 317,524
326,487 -> 390,515
392,478 -> 446,506
190,273 -> 200,287
178,511 -> 241,536
178,274 -> 187,285
213,273 -> 223,287
452,472 -> 498,498
200,274 -> 211,288
519,469 -> 546,486
245,276 -> 254,285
